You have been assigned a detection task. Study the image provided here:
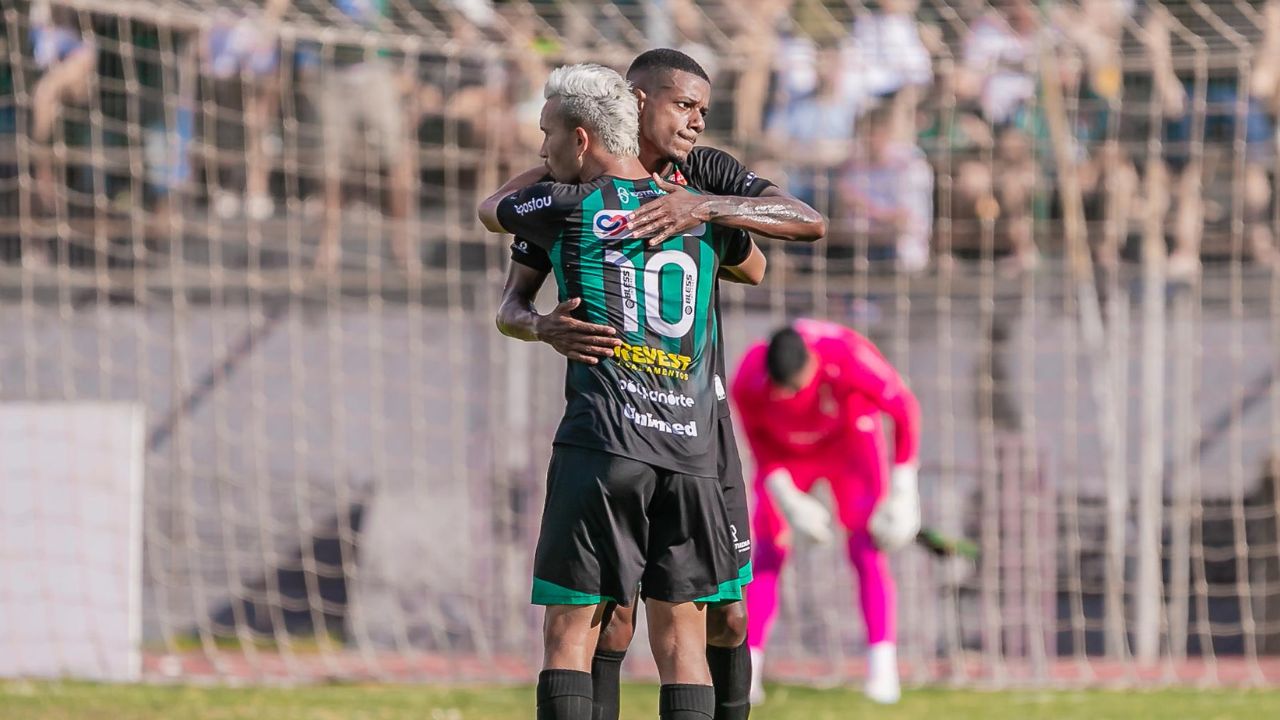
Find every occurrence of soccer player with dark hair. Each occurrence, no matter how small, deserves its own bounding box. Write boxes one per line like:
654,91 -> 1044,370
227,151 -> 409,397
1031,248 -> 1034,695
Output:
731,319 -> 922,705
492,48 -> 825,720
480,62 -> 769,720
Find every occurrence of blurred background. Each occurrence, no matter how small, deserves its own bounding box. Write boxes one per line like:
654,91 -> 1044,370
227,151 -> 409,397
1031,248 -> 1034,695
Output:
2,0 -> 1280,689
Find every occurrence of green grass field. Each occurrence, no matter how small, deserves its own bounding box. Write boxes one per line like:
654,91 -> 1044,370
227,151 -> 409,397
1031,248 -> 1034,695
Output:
5,681 -> 1280,720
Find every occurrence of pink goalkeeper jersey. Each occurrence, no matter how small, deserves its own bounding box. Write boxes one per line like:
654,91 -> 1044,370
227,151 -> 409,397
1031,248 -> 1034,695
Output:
730,319 -> 920,466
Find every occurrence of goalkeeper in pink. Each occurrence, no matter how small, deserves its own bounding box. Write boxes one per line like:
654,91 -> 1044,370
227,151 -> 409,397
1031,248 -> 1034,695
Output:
730,319 -> 921,705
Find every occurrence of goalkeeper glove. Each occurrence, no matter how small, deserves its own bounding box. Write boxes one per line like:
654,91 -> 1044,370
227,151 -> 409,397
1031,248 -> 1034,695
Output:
869,464 -> 921,552
765,469 -> 834,545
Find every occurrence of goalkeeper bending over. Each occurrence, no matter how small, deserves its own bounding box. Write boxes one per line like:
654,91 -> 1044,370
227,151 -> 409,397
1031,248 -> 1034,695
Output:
730,319 -> 921,705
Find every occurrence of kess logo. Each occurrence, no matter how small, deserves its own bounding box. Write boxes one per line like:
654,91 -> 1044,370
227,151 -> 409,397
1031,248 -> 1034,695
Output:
593,210 -> 633,240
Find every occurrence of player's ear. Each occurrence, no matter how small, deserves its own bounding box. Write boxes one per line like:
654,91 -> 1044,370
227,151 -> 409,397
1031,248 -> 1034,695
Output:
633,86 -> 646,114
574,126 -> 589,158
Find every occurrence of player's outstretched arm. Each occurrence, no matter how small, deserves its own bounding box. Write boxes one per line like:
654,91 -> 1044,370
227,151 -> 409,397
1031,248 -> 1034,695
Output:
496,264 -> 622,364
477,165 -> 548,233
627,176 -> 826,246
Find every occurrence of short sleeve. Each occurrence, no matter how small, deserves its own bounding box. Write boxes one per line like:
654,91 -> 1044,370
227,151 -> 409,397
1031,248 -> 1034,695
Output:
494,182 -> 573,244
717,228 -> 754,268
683,147 -> 776,198
510,237 -> 553,272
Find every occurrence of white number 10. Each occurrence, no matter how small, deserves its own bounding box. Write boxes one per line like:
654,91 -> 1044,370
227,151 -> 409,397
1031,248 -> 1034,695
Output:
605,249 -> 697,339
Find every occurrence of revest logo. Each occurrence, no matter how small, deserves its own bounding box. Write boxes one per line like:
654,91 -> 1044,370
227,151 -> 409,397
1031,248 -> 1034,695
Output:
615,343 -> 692,380
593,210 -> 633,239
513,195 -> 552,215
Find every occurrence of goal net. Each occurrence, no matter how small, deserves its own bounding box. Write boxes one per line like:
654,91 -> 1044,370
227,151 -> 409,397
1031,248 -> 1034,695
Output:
2,0 -> 1279,687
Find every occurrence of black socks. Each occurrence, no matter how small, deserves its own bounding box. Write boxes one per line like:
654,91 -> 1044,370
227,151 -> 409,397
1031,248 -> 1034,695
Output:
706,642 -> 752,720
659,683 -> 716,720
582,644 -> 744,720
590,649 -> 627,720
538,669 -> 595,720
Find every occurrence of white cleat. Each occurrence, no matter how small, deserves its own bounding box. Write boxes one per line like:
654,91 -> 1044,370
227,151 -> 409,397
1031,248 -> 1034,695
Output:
748,647 -> 766,705
864,642 -> 901,704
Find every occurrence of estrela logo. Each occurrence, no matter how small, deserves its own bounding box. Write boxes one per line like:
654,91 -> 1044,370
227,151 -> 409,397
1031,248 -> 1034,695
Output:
593,210 -> 633,240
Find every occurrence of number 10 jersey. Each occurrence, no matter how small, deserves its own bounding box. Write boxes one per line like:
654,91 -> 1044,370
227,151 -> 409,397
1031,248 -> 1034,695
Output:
497,175 -> 752,478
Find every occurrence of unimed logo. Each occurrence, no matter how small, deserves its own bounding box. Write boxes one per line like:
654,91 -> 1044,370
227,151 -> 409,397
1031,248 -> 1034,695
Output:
622,404 -> 698,437
513,195 -> 552,215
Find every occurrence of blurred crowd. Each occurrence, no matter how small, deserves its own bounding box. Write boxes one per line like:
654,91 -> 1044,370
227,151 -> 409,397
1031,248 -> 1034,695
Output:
7,0 -> 1280,278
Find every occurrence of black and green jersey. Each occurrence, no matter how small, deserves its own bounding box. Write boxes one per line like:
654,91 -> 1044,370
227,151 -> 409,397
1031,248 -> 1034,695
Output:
498,174 -> 753,478
509,147 -> 777,420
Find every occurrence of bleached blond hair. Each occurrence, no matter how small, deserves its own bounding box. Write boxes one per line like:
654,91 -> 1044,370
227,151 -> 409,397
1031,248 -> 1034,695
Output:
544,63 -> 640,158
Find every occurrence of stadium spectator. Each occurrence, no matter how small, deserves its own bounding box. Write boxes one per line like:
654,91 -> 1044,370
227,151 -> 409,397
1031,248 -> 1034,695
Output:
267,0 -> 417,275
959,0 -> 1043,127
1251,0 -> 1280,269
1057,0 -> 1143,272
839,104 -> 933,273
28,0 -> 95,252
667,0 -> 719,81
764,46 -> 855,216
841,0 -> 933,138
201,9 -> 280,222
1138,3 -> 1278,278
842,0 -> 933,93
947,0 -> 1048,273
733,0 -> 797,145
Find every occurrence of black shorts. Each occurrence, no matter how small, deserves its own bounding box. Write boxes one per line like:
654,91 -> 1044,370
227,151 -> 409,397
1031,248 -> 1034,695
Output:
717,414 -> 753,586
531,445 -> 738,607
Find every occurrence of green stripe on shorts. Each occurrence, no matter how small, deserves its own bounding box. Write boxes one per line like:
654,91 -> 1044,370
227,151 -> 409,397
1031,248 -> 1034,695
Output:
700,561 -> 754,606
532,577 -> 615,606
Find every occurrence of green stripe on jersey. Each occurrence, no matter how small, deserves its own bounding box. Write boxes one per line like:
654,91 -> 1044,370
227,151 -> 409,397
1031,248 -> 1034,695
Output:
549,233 -> 567,303
578,190 -> 608,325
693,237 -> 716,354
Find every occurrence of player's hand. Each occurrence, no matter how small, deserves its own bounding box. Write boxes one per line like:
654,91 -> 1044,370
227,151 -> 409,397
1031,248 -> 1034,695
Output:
626,174 -> 714,247
765,469 -> 834,545
533,298 -> 623,365
869,464 -> 922,552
